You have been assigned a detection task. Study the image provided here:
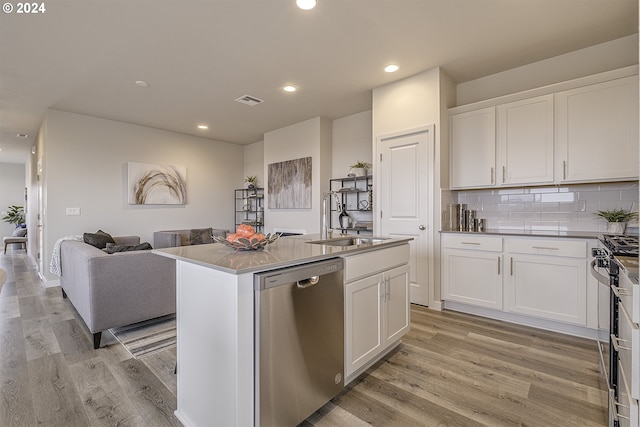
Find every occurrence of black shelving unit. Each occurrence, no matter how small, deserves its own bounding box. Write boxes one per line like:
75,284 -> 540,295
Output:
234,187 -> 264,233
329,175 -> 373,235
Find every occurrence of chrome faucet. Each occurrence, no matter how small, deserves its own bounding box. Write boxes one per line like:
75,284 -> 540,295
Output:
321,191 -> 342,239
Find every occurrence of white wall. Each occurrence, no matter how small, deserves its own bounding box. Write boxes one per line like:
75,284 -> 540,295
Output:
457,34 -> 638,105
0,163 -> 26,238
41,109 -> 243,281
243,140 -> 265,188
263,117 -> 332,234
331,111 -> 372,179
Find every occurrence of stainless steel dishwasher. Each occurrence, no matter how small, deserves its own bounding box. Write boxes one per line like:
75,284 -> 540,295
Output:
255,258 -> 344,427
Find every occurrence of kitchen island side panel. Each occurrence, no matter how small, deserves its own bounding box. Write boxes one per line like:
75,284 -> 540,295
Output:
174,260 -> 254,427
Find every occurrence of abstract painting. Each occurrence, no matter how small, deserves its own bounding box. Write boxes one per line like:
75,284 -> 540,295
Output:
268,157 -> 312,209
128,162 -> 187,205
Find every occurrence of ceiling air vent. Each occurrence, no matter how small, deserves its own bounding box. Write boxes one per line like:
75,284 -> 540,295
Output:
235,95 -> 264,107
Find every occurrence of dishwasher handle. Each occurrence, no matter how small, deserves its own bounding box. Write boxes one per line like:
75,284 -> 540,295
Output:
297,276 -> 320,288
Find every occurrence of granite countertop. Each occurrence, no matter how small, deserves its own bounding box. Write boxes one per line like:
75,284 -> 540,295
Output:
153,234 -> 411,275
440,229 -> 602,239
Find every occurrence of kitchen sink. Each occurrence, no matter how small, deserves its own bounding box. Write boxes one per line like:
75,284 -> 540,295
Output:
308,237 -> 388,246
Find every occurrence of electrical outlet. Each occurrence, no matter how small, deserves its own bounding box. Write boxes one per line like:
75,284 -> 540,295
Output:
66,207 -> 81,216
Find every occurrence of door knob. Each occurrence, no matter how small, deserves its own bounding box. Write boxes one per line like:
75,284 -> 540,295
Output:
419,225 -> 426,230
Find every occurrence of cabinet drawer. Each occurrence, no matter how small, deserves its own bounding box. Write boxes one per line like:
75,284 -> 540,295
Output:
344,244 -> 409,283
441,234 -> 502,252
507,238 -> 586,258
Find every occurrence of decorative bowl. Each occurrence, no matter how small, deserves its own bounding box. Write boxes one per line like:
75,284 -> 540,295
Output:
213,233 -> 281,251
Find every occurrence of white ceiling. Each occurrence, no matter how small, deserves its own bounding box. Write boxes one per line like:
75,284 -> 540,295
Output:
0,0 -> 637,164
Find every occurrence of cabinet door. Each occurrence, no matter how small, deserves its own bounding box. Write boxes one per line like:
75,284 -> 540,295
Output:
442,249 -> 502,309
505,254 -> 587,325
345,274 -> 383,378
555,76 -> 639,183
497,95 -> 554,185
383,265 -> 410,346
450,107 -> 496,189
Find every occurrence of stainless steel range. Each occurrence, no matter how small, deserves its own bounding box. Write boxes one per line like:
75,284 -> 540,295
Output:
592,234 -> 639,427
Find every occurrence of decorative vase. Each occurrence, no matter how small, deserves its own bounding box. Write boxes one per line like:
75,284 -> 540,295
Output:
247,184 -> 255,190
607,222 -> 626,234
352,168 -> 368,177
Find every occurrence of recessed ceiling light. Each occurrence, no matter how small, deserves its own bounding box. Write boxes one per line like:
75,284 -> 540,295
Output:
296,0 -> 316,10
283,85 -> 297,93
384,64 -> 399,73
135,80 -> 150,87
197,124 -> 209,130
16,133 -> 28,138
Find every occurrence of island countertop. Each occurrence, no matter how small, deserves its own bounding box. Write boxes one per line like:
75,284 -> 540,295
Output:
152,234 -> 412,274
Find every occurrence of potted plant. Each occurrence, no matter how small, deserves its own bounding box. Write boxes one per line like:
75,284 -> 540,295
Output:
244,176 -> 258,189
349,161 -> 372,177
595,208 -> 638,234
2,205 -> 25,228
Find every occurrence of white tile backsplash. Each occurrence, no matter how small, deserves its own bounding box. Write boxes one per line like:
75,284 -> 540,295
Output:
452,181 -> 639,233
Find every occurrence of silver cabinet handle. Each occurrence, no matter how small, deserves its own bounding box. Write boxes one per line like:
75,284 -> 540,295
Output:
510,257 -> 513,276
461,242 -> 481,245
611,285 -> 633,297
610,334 -> 631,352
419,225 -> 426,230
490,167 -> 494,184
502,166 -> 506,183
497,257 -> 501,275
563,161 -> 567,180
532,246 -> 558,250
609,389 -> 631,422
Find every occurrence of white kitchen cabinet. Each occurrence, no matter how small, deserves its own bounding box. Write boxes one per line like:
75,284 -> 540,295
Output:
450,107 -> 496,189
441,235 -> 503,309
505,252 -> 587,325
555,76 -> 638,183
343,245 -> 410,381
497,95 -> 554,185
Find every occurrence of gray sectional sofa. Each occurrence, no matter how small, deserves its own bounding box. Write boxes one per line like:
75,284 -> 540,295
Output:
59,235 -> 176,349
153,227 -> 228,248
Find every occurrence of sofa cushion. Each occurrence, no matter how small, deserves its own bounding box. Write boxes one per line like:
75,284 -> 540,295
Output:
83,230 -> 116,249
103,242 -> 153,254
190,228 -> 213,245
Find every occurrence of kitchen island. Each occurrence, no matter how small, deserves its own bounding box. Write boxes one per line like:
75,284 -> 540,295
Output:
153,234 -> 411,427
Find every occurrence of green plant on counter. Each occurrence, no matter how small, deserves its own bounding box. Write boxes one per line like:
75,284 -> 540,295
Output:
244,176 -> 258,187
595,208 -> 638,223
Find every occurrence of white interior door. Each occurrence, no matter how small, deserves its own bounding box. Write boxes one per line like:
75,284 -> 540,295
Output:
377,126 -> 433,306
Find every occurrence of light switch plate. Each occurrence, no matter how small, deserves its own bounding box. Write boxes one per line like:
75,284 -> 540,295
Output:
66,207 -> 81,216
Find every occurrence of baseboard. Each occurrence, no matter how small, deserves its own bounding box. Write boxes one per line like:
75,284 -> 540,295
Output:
44,278 -> 60,288
443,300 -> 601,340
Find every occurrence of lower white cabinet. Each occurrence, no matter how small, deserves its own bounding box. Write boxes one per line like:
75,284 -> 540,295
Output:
343,245 -> 410,381
441,234 -> 592,329
505,253 -> 586,325
441,235 -> 503,309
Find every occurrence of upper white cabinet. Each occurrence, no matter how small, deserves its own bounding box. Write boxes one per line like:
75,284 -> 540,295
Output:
450,107 -> 496,188
449,69 -> 639,189
497,95 -> 554,186
555,76 -> 639,183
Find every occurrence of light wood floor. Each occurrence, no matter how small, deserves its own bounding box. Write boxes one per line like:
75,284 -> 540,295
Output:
0,251 -> 607,426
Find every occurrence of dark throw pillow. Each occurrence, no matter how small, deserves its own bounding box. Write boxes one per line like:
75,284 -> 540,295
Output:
83,230 -> 116,249
103,242 -> 152,254
190,228 -> 213,245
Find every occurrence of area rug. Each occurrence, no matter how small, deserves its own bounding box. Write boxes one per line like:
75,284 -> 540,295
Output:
109,314 -> 176,359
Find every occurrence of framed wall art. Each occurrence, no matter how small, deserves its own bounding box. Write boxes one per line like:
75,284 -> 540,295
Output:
127,162 -> 187,205
268,157 -> 311,209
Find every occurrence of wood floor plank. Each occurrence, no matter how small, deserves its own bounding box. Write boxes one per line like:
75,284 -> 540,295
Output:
51,318 -> 98,365
16,295 -> 46,320
68,356 -> 143,426
0,317 -> 35,427
28,352 -> 91,426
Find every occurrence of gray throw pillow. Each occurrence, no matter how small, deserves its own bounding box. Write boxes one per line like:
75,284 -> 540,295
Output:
83,230 -> 116,249
103,242 -> 152,254
12,227 -> 27,237
190,228 -> 213,245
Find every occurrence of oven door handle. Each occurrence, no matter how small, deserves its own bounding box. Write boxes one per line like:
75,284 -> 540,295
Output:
589,259 -> 610,285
